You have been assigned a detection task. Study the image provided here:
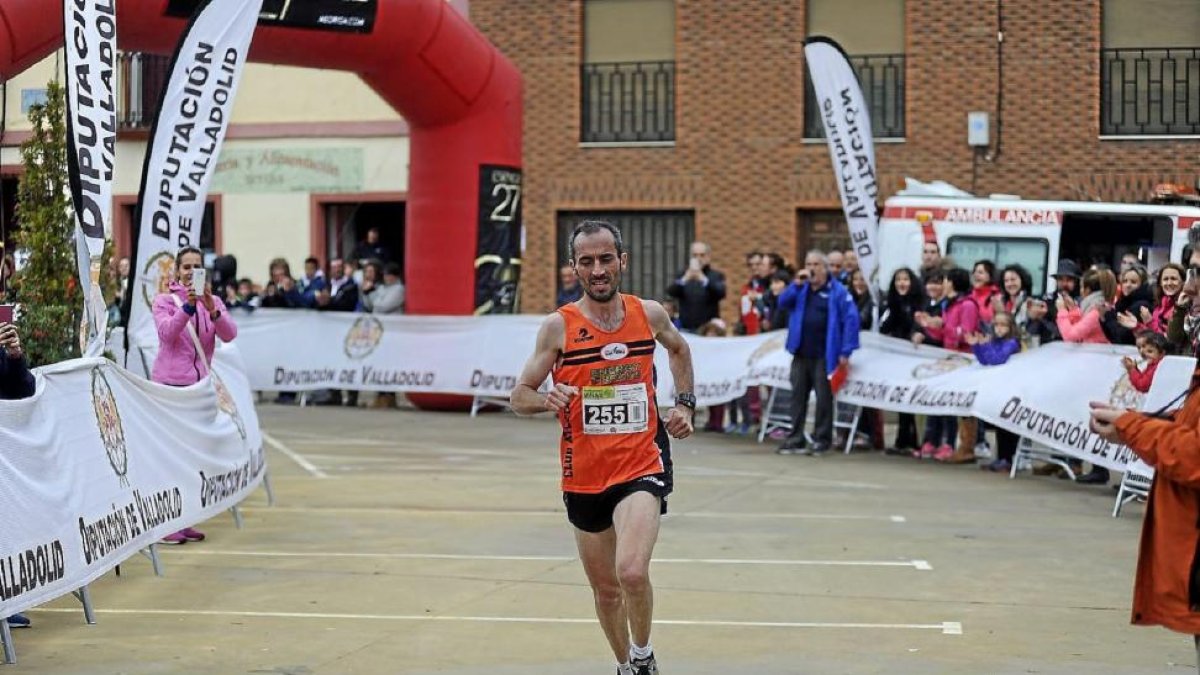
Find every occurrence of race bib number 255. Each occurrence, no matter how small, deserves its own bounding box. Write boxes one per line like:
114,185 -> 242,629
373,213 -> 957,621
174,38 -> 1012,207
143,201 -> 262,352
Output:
582,384 -> 649,435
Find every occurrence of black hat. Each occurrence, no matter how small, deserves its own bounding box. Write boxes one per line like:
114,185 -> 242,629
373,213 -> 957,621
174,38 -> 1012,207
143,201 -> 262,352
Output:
1053,259 -> 1081,279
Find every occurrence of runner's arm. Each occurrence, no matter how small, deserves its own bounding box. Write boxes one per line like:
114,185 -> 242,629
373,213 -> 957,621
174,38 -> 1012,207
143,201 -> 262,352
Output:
510,314 -> 566,415
645,300 -> 694,399
646,300 -> 695,438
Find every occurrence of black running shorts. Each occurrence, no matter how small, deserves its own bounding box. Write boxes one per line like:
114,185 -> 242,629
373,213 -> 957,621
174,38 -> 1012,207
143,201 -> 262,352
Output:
563,472 -> 672,534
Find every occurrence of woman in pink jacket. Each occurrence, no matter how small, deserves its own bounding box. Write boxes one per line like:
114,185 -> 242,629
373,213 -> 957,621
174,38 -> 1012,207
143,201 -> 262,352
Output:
152,246 -> 238,544
1056,267 -> 1116,344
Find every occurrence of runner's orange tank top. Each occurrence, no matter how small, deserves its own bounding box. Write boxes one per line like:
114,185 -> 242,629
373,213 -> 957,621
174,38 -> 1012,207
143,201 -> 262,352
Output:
554,294 -> 665,494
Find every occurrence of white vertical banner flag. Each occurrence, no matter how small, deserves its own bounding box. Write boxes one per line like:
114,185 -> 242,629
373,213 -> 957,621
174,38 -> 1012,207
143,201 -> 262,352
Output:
63,0 -> 118,357
126,0 -> 263,370
804,37 -> 881,286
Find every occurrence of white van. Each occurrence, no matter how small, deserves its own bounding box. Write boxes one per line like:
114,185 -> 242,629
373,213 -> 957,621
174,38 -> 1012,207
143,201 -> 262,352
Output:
876,193 -> 1200,295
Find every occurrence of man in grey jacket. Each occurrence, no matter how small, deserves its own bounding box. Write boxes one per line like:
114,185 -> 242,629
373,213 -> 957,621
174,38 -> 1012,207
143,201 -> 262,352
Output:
363,262 -> 405,314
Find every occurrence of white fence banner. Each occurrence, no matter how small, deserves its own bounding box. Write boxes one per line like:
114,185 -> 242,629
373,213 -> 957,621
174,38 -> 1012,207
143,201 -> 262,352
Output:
0,349 -> 265,618
233,311 -> 1195,473
973,346 -> 1195,472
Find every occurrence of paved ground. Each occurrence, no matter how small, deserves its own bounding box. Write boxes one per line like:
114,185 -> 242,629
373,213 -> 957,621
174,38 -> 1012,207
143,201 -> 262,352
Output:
12,404 -> 1196,674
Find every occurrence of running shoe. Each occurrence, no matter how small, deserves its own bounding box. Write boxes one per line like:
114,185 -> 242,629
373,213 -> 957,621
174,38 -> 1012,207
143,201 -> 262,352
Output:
159,531 -> 188,545
181,527 -> 206,542
6,613 -> 30,628
631,652 -> 659,675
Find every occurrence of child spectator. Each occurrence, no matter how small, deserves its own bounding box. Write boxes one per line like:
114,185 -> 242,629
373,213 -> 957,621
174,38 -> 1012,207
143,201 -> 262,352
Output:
921,268 -> 980,463
697,318 -> 728,432
765,269 -> 793,331
911,271 -> 957,459
966,312 -> 1022,472
1123,330 -> 1169,394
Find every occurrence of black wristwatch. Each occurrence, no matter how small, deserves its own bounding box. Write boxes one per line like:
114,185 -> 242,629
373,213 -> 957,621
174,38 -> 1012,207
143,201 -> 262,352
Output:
675,392 -> 696,410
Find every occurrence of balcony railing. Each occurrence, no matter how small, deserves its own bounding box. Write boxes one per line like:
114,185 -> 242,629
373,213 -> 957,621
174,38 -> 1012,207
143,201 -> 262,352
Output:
1101,47 -> 1200,136
804,53 -> 905,139
117,52 -> 172,130
581,60 -> 675,143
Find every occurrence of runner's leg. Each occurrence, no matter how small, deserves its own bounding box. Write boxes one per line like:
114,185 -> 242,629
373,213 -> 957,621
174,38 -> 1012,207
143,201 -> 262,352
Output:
612,491 -> 662,649
574,526 -> 630,663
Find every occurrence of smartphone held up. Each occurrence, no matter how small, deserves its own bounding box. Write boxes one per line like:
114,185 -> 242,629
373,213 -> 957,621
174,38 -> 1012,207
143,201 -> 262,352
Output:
192,267 -> 207,297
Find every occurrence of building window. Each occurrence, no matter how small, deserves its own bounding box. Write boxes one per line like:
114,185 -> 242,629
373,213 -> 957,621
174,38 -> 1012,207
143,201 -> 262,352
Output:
117,52 -> 171,130
557,211 -> 694,300
796,209 -> 849,264
581,0 -> 675,144
946,236 -> 1049,295
804,0 -> 905,139
1101,1 -> 1200,136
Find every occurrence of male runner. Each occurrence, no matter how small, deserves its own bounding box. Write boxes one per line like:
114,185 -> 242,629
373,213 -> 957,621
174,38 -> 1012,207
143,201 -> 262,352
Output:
511,220 -> 695,675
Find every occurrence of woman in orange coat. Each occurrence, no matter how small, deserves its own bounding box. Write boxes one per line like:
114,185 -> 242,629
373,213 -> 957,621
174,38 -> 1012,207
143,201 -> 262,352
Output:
1090,242 -> 1200,668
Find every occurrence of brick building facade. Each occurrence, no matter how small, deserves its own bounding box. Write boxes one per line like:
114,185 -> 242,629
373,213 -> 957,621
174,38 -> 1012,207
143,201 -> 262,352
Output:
468,0 -> 1200,317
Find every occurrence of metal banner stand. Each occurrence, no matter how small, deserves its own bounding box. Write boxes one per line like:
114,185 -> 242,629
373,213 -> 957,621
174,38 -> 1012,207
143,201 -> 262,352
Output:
72,586 -> 96,625
261,469 -> 276,506
1112,466 -> 1154,518
470,395 -> 512,418
1,617 -> 14,664
1009,437 -> 1077,480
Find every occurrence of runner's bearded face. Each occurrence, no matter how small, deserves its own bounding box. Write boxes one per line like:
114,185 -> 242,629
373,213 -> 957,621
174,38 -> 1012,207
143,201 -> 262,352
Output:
572,231 -> 626,303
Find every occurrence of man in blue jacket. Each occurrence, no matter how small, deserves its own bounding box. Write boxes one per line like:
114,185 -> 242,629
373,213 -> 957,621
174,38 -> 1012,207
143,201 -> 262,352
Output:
775,250 -> 860,455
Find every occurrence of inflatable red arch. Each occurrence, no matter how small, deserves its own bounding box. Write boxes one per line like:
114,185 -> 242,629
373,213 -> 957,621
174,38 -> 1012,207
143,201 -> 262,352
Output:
0,0 -> 522,408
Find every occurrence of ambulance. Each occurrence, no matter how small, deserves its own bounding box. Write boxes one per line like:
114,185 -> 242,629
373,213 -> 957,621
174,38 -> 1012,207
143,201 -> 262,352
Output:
875,185 -> 1200,295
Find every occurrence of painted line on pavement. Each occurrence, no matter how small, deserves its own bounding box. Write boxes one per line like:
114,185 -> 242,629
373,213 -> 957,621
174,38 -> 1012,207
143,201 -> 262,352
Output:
261,431 -> 329,479
164,550 -> 932,569
29,608 -> 961,634
238,505 -> 906,523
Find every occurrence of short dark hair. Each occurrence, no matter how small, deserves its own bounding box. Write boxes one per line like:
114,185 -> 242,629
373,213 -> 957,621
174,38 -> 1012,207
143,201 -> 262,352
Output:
947,268 -> 971,294
568,220 -> 624,260
305,256 -> 320,267
383,262 -> 403,278
923,271 -> 945,284
1135,329 -> 1170,355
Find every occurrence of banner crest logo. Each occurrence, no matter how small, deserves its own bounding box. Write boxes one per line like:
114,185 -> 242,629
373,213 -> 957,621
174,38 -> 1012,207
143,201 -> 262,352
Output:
211,370 -> 247,441
344,316 -> 384,360
90,367 -> 128,487
1109,372 -> 1145,410
140,252 -> 176,309
911,355 -> 974,380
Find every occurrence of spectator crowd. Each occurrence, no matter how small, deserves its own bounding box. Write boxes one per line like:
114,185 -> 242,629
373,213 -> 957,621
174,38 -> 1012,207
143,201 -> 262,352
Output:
552,234 -> 1200,490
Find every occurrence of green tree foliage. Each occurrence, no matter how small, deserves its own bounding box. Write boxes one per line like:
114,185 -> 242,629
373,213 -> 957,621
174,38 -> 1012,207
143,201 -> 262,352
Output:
14,80 -> 112,365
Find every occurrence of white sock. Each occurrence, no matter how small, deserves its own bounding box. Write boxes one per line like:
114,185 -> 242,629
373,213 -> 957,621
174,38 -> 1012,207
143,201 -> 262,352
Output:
631,643 -> 653,660
617,663 -> 634,675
